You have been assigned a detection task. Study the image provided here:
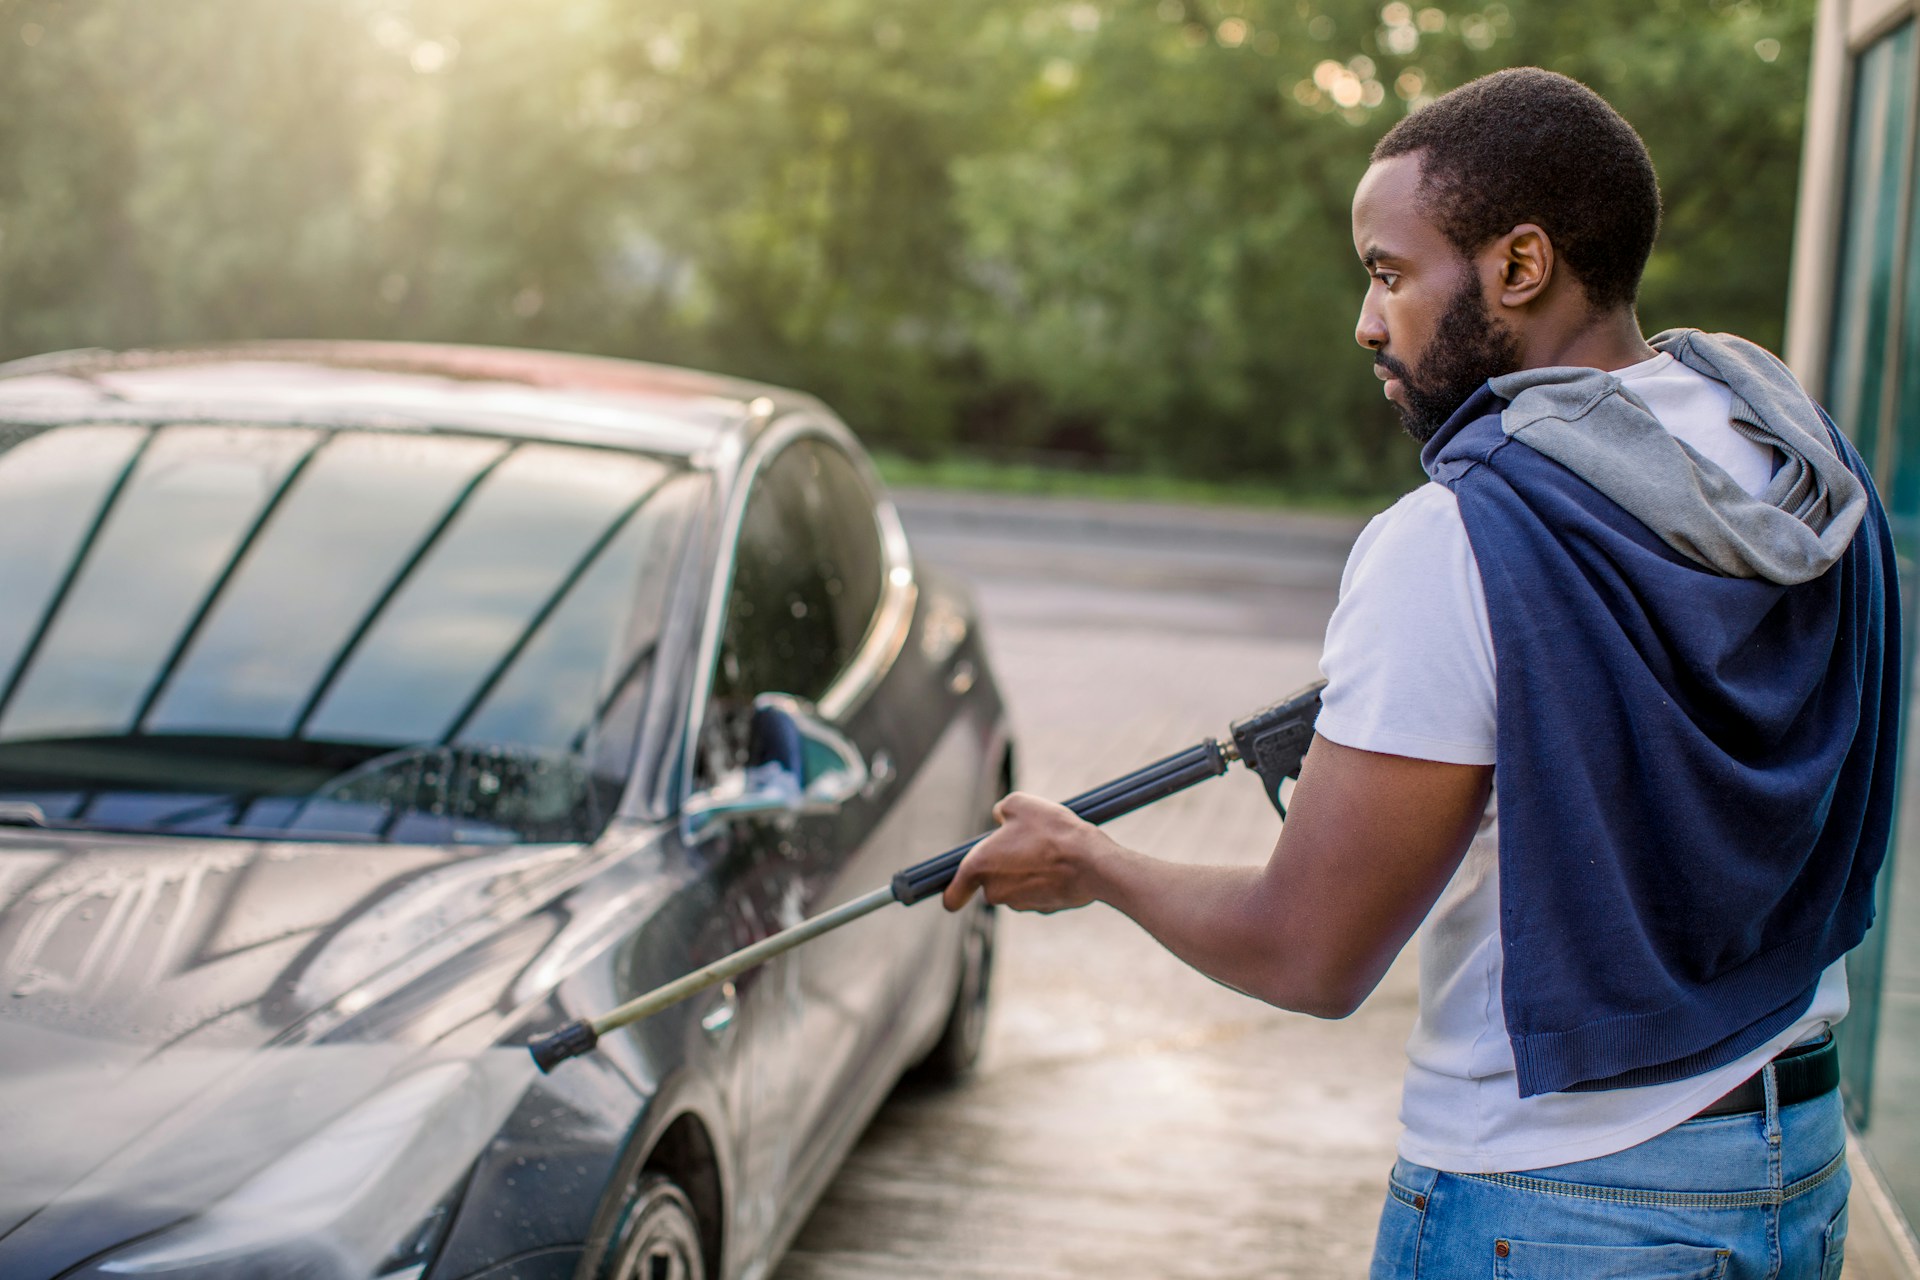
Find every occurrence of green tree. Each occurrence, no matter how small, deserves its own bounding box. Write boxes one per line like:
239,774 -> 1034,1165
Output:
950,0 -> 1814,490
0,0 -> 1816,496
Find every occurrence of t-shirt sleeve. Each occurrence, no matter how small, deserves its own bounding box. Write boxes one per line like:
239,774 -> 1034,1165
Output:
1315,483 -> 1497,766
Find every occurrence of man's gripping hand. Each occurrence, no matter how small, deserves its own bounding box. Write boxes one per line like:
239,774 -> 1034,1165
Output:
942,792 -> 1115,914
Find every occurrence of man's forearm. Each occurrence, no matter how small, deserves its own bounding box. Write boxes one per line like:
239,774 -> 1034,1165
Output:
1087,842 -> 1358,1018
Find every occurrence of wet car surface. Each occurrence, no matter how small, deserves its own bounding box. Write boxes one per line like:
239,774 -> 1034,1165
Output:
0,343 -> 1011,1280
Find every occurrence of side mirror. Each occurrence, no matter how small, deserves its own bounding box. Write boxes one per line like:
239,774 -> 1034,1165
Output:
682,694 -> 869,841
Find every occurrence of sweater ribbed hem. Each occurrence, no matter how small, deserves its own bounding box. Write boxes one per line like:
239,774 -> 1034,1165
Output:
1509,881 -> 1873,1098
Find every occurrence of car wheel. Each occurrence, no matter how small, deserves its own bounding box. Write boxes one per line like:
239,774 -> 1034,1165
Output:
915,897 -> 995,1085
604,1174 -> 706,1280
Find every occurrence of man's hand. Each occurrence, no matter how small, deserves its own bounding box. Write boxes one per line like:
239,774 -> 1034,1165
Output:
939,733 -> 1492,1019
942,792 -> 1112,914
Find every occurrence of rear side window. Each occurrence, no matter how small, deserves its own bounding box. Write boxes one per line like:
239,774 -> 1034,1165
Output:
707,437 -> 886,765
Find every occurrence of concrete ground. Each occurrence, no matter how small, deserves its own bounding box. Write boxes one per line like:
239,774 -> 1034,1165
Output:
773,489 -> 1915,1280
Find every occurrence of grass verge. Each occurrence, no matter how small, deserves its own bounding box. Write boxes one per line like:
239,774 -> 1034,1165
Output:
871,451 -> 1388,516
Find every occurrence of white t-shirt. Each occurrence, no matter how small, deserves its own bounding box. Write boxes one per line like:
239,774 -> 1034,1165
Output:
1316,353 -> 1849,1174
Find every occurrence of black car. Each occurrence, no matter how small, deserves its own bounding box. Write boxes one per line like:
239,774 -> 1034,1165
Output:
0,343 -> 1010,1280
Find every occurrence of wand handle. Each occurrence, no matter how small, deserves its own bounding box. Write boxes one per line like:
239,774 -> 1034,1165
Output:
888,740 -> 1231,905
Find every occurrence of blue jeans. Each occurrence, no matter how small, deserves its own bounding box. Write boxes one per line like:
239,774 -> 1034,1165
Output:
1369,1085 -> 1850,1278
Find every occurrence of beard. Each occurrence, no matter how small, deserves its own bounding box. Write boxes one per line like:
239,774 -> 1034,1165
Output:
1374,275 -> 1522,443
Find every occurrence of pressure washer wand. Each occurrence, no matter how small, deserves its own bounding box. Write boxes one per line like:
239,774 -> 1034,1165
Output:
527,680 -> 1325,1073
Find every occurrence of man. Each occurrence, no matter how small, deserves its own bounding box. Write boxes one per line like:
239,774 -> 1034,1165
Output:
942,68 -> 1897,1276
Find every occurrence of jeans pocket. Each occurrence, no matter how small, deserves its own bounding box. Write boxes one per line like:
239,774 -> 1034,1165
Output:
1821,1202 -> 1849,1280
1368,1175 -> 1429,1280
1492,1239 -> 1731,1280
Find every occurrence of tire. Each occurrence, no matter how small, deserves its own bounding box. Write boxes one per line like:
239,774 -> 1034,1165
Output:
914,897 -> 995,1085
604,1174 -> 706,1280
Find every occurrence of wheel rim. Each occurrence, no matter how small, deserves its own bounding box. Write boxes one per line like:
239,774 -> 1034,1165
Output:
609,1178 -> 705,1280
634,1240 -> 697,1280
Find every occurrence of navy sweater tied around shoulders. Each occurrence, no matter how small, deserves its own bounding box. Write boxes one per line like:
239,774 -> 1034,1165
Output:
1419,375 -> 1899,1099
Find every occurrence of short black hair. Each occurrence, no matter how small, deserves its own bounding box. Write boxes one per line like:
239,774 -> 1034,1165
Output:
1371,68 -> 1661,311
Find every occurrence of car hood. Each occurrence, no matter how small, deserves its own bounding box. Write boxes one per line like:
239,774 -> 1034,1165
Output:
0,828 -> 618,1272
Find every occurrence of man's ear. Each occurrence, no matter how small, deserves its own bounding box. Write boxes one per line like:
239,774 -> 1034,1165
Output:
1492,223 -> 1552,307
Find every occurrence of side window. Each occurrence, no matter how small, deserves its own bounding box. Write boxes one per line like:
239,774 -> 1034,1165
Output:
704,436 -> 888,773
795,440 -> 886,661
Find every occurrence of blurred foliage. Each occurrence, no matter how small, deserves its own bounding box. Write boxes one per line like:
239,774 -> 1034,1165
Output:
0,0 -> 1813,494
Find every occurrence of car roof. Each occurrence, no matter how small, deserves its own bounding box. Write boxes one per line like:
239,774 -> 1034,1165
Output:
0,341 -> 832,460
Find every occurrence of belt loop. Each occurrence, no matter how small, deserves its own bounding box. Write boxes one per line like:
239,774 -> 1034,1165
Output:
1763,1061 -> 1783,1157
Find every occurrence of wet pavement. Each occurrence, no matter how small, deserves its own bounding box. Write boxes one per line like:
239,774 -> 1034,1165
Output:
775,492 -> 1400,1279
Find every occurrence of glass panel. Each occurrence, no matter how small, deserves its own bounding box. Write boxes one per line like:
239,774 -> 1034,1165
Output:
1824,21 -> 1919,1133
0,424 -> 694,843
1827,22 -> 1916,474
458,470 -> 702,760
702,445 -> 849,781
1863,23 -> 1920,1213
302,445 -> 671,745
715,447 -> 847,717
0,426 -> 149,688
145,431 -> 511,736
799,440 -> 887,661
0,426 -> 320,741
698,438 -> 888,787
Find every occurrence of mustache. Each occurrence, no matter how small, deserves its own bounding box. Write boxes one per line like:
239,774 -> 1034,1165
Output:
1374,354 -> 1414,382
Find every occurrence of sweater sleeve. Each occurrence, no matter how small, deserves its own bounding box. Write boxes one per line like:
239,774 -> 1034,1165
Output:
1315,482 -> 1497,766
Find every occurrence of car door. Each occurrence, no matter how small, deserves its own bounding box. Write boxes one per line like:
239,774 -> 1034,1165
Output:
695,431 -> 911,1217
755,439 -> 918,1158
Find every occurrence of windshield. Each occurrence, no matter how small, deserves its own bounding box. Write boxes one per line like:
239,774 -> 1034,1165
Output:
0,423 -> 701,843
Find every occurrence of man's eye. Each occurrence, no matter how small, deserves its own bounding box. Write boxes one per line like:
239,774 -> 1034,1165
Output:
1372,271 -> 1399,288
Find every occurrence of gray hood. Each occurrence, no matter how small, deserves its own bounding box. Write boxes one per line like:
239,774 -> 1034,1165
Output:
1486,329 -> 1866,585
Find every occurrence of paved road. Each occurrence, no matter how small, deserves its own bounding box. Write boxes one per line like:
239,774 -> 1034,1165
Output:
775,491 -> 1399,1279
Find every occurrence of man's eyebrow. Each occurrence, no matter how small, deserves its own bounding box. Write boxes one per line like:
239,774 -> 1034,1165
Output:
1361,246 -> 1399,268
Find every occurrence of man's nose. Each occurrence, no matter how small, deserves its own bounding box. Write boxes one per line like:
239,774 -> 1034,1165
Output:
1355,299 -> 1387,352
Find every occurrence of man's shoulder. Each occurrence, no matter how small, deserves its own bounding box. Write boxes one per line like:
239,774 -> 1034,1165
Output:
1361,481 -> 1467,549
1343,481 -> 1475,594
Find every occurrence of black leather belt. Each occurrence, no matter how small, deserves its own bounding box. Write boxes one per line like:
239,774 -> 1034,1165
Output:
1692,1035 -> 1839,1119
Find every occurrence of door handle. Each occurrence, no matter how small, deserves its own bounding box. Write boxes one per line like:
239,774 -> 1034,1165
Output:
700,981 -> 738,1041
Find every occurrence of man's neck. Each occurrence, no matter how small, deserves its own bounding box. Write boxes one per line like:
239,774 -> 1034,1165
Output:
1515,308 -> 1655,374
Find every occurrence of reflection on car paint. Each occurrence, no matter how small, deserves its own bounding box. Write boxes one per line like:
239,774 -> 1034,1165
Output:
0,1035 -> 533,1279
7,842 -> 253,1002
